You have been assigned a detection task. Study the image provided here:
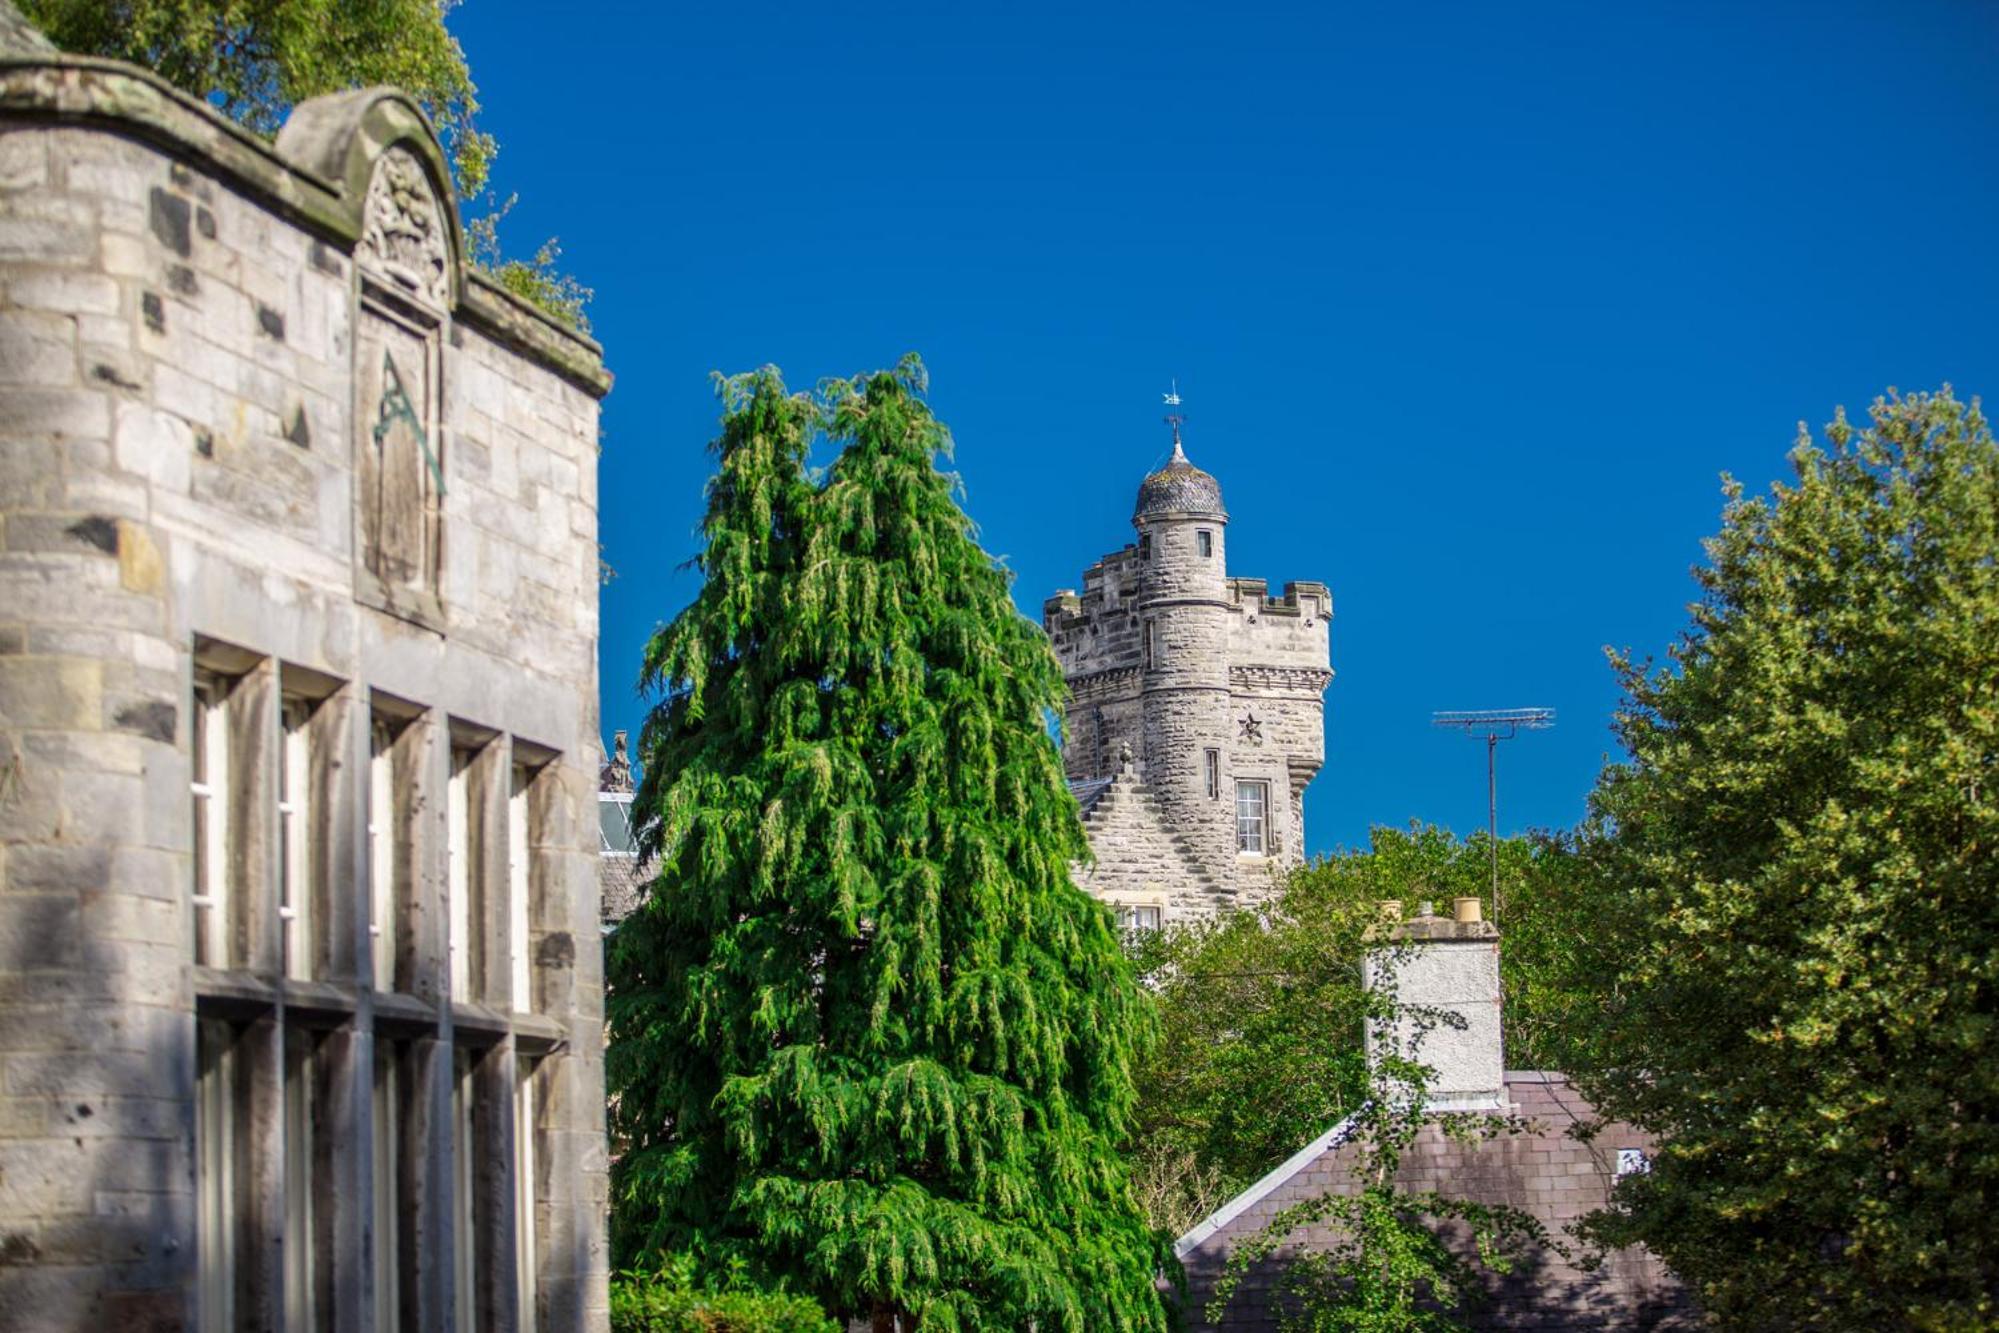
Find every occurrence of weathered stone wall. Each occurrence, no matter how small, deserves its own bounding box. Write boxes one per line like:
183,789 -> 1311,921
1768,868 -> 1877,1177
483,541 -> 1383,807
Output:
0,39 -> 609,1333
1071,767 -> 1229,919
1178,1074 -> 1693,1331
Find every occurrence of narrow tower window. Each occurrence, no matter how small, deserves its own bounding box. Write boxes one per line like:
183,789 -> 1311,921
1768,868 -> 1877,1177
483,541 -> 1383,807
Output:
1197,529 -> 1212,558
1138,533 -> 1151,562
1142,621 -> 1156,671
1204,748 -> 1220,800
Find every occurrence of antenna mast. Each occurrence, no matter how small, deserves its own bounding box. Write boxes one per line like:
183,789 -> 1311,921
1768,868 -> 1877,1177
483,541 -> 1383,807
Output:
1430,708 -> 1555,921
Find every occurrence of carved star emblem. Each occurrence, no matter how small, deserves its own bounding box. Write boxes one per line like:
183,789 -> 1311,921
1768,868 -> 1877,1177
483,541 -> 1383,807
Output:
1239,711 -> 1263,744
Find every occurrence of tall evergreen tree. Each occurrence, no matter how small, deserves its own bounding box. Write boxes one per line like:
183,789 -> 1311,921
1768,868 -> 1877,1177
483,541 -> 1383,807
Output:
610,358 -> 1166,1331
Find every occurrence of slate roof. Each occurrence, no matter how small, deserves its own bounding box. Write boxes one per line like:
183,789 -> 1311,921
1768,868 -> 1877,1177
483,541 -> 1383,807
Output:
1135,441 -> 1227,520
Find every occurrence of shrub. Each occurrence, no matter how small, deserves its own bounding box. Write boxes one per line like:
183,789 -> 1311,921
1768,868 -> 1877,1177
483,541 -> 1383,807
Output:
610,1259 -> 836,1333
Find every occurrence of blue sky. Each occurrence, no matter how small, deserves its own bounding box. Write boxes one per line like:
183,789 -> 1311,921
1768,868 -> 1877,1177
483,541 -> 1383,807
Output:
454,1 -> 1998,856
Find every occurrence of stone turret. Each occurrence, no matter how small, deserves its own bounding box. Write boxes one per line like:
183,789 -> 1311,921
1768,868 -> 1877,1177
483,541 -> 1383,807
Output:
1045,424 -> 1333,920
1132,437 -> 1236,886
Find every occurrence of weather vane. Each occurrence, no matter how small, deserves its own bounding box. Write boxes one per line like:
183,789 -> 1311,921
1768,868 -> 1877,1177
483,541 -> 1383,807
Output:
1162,379 -> 1185,453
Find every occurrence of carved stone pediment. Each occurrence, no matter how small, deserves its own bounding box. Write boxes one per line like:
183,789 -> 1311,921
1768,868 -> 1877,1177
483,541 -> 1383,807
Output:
357,145 -> 449,308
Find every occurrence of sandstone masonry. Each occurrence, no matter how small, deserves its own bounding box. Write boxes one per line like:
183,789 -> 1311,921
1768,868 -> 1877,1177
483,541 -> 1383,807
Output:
1045,433 -> 1332,922
0,21 -> 612,1332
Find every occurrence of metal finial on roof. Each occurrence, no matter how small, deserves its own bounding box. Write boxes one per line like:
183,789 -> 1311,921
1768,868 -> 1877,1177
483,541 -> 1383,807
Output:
1162,379 -> 1185,459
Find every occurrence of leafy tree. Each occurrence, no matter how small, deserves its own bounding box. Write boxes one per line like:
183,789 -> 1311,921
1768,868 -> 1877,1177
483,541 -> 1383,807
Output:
21,0 -> 492,188
1576,388 -> 1999,1327
465,198 -> 595,332
609,359 -> 1167,1332
1130,823 -> 1590,1233
1205,963 -> 1547,1332
20,0 -> 592,328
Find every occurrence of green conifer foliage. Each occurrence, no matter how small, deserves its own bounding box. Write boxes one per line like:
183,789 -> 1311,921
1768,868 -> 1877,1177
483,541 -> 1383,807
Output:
610,358 -> 1167,1331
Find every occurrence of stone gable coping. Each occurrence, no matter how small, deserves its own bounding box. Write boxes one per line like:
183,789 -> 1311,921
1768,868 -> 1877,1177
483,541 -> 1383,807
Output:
0,52 -> 612,397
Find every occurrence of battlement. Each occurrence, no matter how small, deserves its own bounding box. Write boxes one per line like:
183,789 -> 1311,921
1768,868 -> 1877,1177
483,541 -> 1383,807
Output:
1227,578 -> 1332,619
1042,545 -> 1141,632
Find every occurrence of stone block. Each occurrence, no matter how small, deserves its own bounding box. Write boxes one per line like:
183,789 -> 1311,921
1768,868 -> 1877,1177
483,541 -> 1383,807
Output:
0,657 -> 102,730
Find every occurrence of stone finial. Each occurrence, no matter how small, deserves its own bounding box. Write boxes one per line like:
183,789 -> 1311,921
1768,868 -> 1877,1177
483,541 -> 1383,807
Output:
601,729 -> 634,793
1117,739 -> 1135,777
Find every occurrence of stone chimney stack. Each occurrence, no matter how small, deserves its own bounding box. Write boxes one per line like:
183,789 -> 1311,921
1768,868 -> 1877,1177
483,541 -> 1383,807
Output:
1364,897 -> 1505,1110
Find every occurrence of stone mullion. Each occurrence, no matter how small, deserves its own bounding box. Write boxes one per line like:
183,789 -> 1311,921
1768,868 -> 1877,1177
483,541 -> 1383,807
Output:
236,1011 -> 286,1332
309,687 -> 360,984
474,1043 -> 523,1333
405,711 -> 449,1008
406,1034 -> 453,1333
228,658 -> 280,976
470,737 -> 509,1010
532,756 -> 606,1332
312,1024 -> 365,1330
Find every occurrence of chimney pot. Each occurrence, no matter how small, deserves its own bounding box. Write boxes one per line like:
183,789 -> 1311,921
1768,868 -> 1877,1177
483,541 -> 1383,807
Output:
1453,896 -> 1482,924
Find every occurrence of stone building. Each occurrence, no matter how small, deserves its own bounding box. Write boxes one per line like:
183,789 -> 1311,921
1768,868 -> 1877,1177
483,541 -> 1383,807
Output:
1044,431 -> 1333,923
1176,901 -> 1691,1331
0,17 -> 613,1332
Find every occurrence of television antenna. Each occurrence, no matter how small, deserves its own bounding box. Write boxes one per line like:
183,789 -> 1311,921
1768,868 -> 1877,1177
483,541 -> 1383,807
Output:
1431,708 -> 1555,922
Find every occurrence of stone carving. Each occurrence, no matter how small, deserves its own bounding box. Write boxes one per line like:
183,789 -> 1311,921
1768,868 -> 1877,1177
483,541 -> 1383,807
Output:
1239,711 -> 1264,745
357,145 -> 449,308
366,349 -> 442,589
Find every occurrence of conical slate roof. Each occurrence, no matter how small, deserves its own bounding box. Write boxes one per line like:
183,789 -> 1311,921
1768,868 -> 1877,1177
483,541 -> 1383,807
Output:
1134,440 -> 1226,520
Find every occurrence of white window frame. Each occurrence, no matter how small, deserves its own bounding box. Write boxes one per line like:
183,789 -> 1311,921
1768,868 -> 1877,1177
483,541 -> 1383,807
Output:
515,1058 -> 539,1331
509,767 -> 532,1012
1236,780 -> 1269,855
448,748 -> 474,1001
279,699 -> 313,981
598,791 -> 635,860
1117,903 -> 1163,933
369,718 -> 397,991
191,674 -> 230,968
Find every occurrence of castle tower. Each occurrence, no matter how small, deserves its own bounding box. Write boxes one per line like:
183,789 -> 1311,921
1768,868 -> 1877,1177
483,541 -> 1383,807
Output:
1132,438 -> 1237,886
1045,421 -> 1333,920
